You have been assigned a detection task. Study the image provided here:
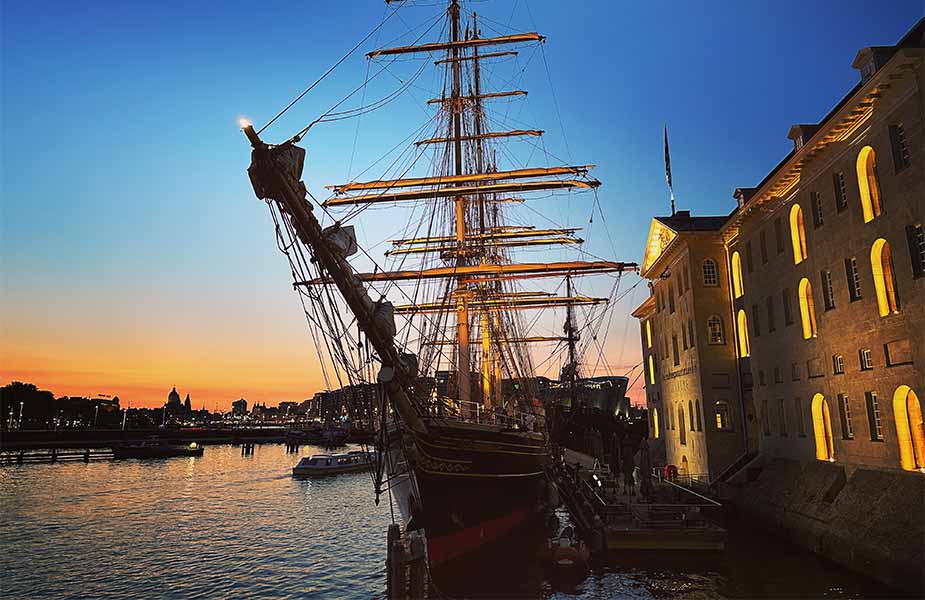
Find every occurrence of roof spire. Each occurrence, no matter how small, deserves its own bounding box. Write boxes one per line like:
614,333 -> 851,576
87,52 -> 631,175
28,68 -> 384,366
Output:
664,125 -> 675,216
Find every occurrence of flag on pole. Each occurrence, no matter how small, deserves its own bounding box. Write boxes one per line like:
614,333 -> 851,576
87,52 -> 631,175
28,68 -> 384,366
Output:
664,125 -> 676,215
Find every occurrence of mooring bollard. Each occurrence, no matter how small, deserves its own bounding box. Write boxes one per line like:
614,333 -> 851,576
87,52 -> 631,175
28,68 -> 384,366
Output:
386,523 -> 401,600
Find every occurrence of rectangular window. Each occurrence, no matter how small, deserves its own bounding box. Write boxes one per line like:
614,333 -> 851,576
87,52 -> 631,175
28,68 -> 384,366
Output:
688,319 -> 695,348
758,370 -> 766,386
683,265 -> 690,293
889,123 -> 911,172
672,335 -> 680,366
821,270 -> 835,310
782,288 -> 794,325
838,393 -> 854,440
745,241 -> 754,273
791,362 -> 800,381
668,283 -> 676,313
907,224 -> 925,278
845,258 -> 862,301
778,398 -> 788,437
774,217 -> 785,254
682,325 -> 688,350
766,296 -> 776,332
715,401 -> 730,431
833,172 -> 848,212
866,391 -> 883,441
810,191 -> 824,228
762,399 -> 770,436
760,230 -> 768,264
752,304 -> 761,337
774,366 -> 782,383
833,354 -> 845,375
795,398 -> 806,437
860,348 -> 873,371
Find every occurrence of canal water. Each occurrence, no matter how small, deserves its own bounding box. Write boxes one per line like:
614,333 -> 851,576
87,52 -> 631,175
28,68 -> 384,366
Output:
0,444 -> 891,599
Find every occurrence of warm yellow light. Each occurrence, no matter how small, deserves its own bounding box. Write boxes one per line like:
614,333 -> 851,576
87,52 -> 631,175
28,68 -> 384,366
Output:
798,278 -> 817,339
731,251 -> 743,298
790,204 -> 807,265
238,117 -> 252,129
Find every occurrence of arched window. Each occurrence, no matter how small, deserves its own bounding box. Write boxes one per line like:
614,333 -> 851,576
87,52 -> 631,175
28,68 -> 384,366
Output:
798,278 -> 817,339
789,204 -> 808,264
648,355 -> 655,385
715,401 -> 730,430
870,238 -> 900,317
731,252 -> 744,298
736,309 -> 750,357
707,315 -> 724,344
688,400 -> 695,431
652,406 -> 660,439
811,393 -> 835,461
678,404 -> 687,445
702,259 -> 718,287
893,386 -> 924,471
856,146 -> 882,223
645,320 -> 653,348
695,399 -> 703,431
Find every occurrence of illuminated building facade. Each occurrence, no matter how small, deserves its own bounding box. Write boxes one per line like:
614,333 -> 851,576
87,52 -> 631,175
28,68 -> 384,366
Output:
725,21 -> 924,472
635,19 -> 924,477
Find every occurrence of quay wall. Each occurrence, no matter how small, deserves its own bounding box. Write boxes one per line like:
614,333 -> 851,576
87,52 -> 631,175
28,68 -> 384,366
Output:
0,428 -> 291,450
720,457 -> 924,595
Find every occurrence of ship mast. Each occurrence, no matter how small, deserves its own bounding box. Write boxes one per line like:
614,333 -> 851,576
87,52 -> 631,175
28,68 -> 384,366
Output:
449,0 -> 471,409
565,274 -> 578,408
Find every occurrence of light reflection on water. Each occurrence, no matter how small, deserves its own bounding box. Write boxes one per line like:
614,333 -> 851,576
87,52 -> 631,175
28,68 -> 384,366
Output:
0,444 -> 890,599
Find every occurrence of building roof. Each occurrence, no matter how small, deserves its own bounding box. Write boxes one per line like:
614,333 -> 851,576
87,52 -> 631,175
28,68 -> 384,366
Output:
654,211 -> 729,232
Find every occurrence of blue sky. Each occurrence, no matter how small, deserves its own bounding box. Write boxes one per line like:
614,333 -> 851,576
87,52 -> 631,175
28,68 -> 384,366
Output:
2,0 -> 922,406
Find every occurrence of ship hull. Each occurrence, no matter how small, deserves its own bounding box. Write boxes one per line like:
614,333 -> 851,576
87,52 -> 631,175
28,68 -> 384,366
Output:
386,418 -> 549,565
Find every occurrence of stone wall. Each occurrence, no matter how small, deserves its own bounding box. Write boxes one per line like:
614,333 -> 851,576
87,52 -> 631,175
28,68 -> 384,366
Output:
721,457 -> 924,594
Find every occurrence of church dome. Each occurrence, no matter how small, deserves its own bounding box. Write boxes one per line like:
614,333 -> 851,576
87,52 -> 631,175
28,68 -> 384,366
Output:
167,387 -> 181,405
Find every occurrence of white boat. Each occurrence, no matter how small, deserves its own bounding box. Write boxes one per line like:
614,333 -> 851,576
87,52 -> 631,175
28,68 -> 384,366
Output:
292,450 -> 373,477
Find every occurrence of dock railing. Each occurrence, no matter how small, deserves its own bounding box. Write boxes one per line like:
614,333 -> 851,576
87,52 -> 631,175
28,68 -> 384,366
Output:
425,398 -> 542,431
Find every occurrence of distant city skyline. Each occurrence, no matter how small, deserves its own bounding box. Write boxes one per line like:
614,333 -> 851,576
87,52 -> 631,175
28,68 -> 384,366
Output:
2,1 -> 922,410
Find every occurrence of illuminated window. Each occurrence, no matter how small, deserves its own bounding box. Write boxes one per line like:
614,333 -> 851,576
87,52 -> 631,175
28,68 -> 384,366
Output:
888,124 -> 911,172
838,394 -> 854,440
715,401 -> 730,431
845,257 -> 862,301
736,310 -> 749,357
789,203 -> 808,264
893,385 -> 924,471
702,259 -> 718,286
707,315 -> 724,344
794,397 -> 806,437
648,355 -> 655,385
907,224 -> 925,278
798,278 -> 817,339
870,238 -> 900,317
856,146 -> 882,223
695,399 -> 702,431
860,348 -> 873,371
645,320 -> 652,348
865,391 -> 883,441
778,398 -> 788,437
652,406 -> 660,439
832,172 -> 848,212
811,393 -> 835,461
731,251 -> 744,298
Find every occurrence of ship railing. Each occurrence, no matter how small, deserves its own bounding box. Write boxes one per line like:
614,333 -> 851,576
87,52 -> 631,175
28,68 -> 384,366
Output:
424,398 -> 541,430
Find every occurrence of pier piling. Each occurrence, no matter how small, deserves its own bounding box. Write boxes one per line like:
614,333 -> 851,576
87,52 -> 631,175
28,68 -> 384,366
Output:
386,524 -> 428,599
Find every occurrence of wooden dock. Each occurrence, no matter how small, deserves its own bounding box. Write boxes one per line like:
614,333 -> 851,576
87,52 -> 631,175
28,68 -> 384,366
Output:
0,448 -> 115,465
386,524 -> 428,599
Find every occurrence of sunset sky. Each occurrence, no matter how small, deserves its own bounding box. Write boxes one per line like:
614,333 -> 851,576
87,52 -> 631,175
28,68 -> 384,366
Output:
2,0 -> 921,410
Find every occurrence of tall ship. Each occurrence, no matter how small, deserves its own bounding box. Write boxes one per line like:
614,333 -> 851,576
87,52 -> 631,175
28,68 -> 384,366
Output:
241,0 -> 636,566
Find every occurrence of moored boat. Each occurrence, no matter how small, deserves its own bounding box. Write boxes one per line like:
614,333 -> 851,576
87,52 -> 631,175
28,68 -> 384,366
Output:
292,450 -> 373,477
112,440 -> 204,459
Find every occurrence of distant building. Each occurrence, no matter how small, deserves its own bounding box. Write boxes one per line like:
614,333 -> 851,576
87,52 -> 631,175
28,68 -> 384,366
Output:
231,398 -> 248,416
166,387 -> 181,408
184,394 -> 191,412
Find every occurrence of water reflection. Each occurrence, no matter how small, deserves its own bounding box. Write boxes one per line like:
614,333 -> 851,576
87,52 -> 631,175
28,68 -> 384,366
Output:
0,444 -> 892,599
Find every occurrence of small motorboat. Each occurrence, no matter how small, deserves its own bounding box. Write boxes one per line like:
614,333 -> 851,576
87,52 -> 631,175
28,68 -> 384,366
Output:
112,440 -> 205,459
292,450 -> 373,477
